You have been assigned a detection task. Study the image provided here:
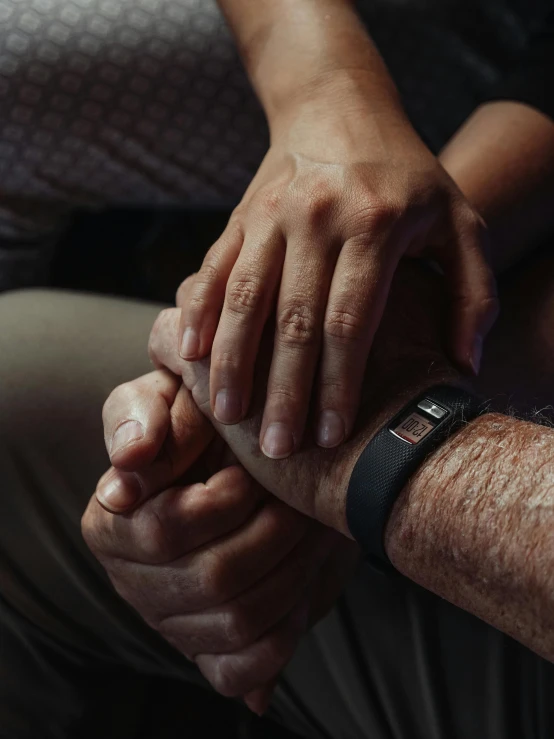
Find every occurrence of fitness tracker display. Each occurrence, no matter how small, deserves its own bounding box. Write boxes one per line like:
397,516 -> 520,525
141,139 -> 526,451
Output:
346,385 -> 482,574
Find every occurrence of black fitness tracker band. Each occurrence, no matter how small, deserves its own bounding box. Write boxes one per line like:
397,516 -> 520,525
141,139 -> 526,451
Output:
346,385 -> 482,575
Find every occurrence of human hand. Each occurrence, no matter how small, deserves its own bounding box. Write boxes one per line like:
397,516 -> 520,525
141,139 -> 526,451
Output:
155,262 -> 469,536
177,91 -> 497,459
86,370 -> 359,712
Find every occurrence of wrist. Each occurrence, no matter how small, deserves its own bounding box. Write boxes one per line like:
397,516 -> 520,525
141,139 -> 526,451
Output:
267,67 -> 405,141
384,412 -> 499,578
266,67 -> 404,147
239,1 -> 402,129
332,360 -> 469,540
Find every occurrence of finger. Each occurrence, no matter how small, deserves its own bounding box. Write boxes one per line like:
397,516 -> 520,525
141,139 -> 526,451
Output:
95,499 -> 313,621
195,597 -> 310,698
175,273 -> 196,310
209,226 -> 285,425
96,384 -> 214,513
158,525 -> 336,655
178,219 -> 244,360
259,233 -> 338,459
83,465 -> 266,565
103,369 -> 180,471
149,308 -> 189,375
432,214 -> 499,375
243,680 -> 278,717
148,308 -> 213,414
316,232 -> 401,447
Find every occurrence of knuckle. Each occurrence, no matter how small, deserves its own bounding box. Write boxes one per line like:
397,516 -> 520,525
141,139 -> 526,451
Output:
257,187 -> 283,216
301,184 -> 334,227
228,206 -> 244,228
182,482 -> 241,527
324,306 -> 366,343
185,263 -> 220,314
213,349 -> 237,374
197,261 -> 220,289
267,383 -> 301,410
175,274 -> 196,306
262,500 -> 306,540
277,302 -> 319,347
197,550 -> 229,604
366,200 -> 398,229
226,276 -> 263,315
132,507 -> 173,563
339,197 -> 399,240
222,604 -> 253,651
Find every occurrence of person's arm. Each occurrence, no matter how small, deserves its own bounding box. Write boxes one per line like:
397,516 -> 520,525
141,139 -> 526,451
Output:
439,101 -> 554,272
174,0 -> 496,466
151,263 -> 554,663
216,0 -> 402,126
386,412 -> 554,663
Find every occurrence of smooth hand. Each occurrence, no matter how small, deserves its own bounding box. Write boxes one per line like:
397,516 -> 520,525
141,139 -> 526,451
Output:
177,89 -> 497,459
156,262 -> 467,536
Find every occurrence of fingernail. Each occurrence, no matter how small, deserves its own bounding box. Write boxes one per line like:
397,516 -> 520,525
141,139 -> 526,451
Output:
214,389 -> 242,424
470,335 -> 483,375
316,410 -> 345,448
110,420 -> 144,456
180,327 -> 199,359
261,423 -> 294,459
96,471 -> 140,512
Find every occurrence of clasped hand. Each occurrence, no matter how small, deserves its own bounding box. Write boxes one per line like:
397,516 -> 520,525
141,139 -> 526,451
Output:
83,263 -> 465,712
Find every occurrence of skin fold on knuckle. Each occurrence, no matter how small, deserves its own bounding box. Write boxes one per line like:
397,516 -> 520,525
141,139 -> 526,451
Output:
342,197 -> 399,238
187,263 -> 222,313
225,275 -> 265,318
324,306 -> 366,343
277,302 -> 319,348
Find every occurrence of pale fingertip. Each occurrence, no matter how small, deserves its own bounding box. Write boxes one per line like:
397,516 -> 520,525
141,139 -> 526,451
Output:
180,327 -> 200,359
214,389 -> 242,424
96,470 -> 140,512
261,423 -> 294,459
316,410 -> 345,448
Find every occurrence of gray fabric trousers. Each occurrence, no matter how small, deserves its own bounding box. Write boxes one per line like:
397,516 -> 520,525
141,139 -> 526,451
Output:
0,268 -> 553,739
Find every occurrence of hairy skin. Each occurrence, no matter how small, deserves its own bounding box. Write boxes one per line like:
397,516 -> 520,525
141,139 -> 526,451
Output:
148,259 -> 554,665
387,413 -> 554,662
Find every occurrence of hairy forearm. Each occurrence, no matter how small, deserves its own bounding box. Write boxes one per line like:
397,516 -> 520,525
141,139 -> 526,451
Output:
217,0 -> 402,127
386,412 -> 554,662
440,101 -> 554,272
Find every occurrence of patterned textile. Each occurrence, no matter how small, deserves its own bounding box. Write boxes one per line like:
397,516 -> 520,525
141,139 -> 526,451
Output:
0,0 -> 541,285
0,0 -> 267,242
